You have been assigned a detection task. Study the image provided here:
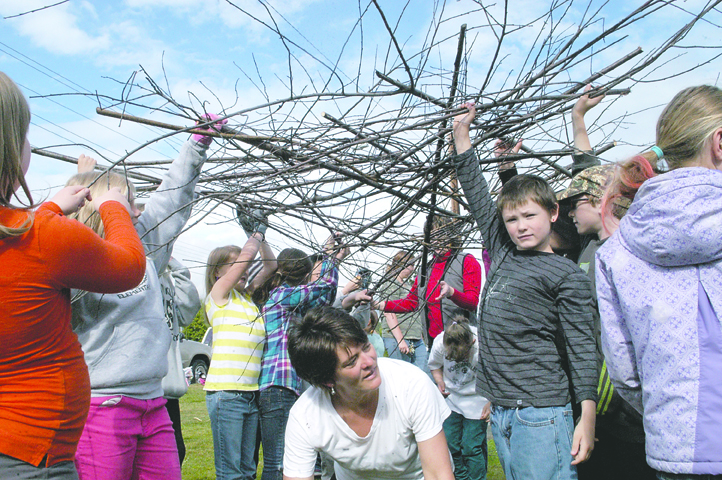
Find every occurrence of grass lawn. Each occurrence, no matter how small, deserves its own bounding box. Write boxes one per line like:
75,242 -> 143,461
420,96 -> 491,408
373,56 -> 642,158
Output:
180,384 -> 505,479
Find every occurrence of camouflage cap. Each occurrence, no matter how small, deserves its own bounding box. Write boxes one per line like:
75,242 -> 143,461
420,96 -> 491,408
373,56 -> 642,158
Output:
557,164 -> 614,202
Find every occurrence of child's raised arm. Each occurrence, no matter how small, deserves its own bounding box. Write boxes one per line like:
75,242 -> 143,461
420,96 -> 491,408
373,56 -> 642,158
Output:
247,239 -> 277,294
46,192 -> 146,293
210,232 -> 264,306
138,115 -> 225,273
571,84 -> 603,175
450,103 -> 510,258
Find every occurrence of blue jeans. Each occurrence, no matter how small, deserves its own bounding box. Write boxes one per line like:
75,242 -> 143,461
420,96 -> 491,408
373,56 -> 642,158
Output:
491,403 -> 577,480
443,411 -> 488,480
383,337 -> 429,374
206,390 -> 259,480
259,387 -> 298,480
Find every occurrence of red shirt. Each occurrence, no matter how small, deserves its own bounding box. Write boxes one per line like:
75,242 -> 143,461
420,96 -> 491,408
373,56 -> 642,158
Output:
385,250 -> 481,338
0,201 -> 145,466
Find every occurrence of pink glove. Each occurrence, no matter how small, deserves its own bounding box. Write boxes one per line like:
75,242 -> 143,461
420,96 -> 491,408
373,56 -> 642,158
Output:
191,113 -> 228,146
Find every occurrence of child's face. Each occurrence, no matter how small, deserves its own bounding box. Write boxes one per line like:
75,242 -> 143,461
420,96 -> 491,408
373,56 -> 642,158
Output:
501,199 -> 558,252
568,195 -> 603,237
216,254 -> 248,289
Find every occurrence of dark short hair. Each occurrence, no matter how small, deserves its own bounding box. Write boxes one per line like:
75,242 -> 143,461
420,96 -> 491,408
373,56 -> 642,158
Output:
287,306 -> 368,391
497,174 -> 558,217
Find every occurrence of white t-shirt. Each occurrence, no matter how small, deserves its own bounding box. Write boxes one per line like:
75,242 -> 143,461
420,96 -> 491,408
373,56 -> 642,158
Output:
427,326 -> 488,419
283,358 -> 450,480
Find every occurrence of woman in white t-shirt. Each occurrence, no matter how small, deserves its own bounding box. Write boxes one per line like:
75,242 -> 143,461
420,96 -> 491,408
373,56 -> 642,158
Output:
284,306 -> 454,480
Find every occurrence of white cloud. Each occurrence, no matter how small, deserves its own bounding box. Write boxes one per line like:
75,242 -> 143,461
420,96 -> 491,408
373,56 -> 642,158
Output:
2,0 -> 111,55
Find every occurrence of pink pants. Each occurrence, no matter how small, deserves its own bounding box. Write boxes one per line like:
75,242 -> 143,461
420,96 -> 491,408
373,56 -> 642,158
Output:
75,396 -> 181,480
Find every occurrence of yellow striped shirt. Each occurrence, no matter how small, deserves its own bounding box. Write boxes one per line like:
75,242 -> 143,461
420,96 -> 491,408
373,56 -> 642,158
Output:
204,290 -> 266,391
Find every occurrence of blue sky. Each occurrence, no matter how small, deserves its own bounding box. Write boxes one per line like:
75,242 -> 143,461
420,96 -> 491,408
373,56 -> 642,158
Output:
1,0 -> 720,292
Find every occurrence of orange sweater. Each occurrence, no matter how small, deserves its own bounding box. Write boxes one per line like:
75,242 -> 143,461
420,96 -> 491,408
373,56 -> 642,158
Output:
0,201 -> 145,467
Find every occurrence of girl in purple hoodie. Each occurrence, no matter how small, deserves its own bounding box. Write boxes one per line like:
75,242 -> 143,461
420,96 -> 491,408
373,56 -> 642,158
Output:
596,85 -> 722,480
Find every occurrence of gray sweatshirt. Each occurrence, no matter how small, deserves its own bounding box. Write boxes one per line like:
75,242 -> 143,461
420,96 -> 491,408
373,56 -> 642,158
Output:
72,140 -> 208,399
161,257 -> 201,399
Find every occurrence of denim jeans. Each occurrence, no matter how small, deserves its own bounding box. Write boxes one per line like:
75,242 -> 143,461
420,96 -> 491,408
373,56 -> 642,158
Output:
382,337 -> 429,374
491,403 -> 576,480
443,411 -> 488,480
259,387 -> 298,480
206,390 -> 259,480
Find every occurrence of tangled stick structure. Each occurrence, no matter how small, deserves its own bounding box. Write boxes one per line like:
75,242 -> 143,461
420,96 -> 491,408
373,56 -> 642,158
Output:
33,0 -> 722,292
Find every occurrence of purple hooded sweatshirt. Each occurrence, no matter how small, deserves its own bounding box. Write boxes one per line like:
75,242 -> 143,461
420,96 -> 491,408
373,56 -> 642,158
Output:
596,167 -> 722,475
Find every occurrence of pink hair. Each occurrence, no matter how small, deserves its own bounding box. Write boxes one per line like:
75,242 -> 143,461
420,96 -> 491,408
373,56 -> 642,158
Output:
601,155 -> 656,229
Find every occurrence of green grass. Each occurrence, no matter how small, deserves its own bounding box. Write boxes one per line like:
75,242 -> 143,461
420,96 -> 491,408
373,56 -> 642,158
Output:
180,384 -> 216,480
179,384 -> 505,479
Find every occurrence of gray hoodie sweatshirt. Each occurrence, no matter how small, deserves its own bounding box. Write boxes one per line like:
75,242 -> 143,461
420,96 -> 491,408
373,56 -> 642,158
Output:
72,140 -> 208,399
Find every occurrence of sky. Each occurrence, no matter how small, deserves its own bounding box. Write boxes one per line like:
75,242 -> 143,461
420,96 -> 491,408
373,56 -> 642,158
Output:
1,0 -> 720,294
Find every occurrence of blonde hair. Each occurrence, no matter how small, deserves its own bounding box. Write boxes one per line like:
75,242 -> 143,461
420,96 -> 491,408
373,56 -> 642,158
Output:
0,72 -> 34,238
604,85 -> 722,213
205,245 -> 243,296
202,245 -> 243,323
65,171 -> 135,238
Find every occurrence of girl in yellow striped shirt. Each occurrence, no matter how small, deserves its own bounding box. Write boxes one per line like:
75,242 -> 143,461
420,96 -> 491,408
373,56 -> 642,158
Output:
203,230 -> 277,480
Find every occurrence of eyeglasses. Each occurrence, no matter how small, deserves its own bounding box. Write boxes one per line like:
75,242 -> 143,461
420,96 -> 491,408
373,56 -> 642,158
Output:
570,197 -> 592,211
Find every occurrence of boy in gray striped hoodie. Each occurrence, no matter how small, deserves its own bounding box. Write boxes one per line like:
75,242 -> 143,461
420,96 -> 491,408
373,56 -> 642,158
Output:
450,102 -> 597,480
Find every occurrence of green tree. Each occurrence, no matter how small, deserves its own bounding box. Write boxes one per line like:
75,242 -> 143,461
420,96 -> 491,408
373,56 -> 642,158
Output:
183,309 -> 208,342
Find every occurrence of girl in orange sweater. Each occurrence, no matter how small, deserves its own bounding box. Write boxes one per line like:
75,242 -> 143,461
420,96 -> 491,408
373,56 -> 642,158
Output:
0,72 -> 146,480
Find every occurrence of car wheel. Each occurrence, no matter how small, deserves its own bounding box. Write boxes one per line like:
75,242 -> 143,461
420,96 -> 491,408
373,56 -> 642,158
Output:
190,358 -> 209,384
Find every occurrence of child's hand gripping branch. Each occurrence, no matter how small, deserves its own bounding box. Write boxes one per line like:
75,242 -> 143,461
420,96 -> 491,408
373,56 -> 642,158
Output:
191,113 -> 229,146
495,138 -> 523,166
50,185 -> 92,215
324,232 -> 350,262
77,154 -> 97,174
340,289 -> 373,310
572,84 -> 604,153
236,207 -> 270,238
452,102 -> 476,154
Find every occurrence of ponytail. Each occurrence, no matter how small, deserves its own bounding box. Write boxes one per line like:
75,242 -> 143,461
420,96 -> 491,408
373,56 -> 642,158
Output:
252,248 -> 312,306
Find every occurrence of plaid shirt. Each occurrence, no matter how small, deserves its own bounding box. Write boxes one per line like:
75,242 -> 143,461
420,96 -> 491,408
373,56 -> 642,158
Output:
259,258 -> 338,394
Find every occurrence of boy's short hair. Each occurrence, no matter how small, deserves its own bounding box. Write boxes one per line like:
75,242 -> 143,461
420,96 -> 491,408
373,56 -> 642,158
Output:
497,174 -> 557,216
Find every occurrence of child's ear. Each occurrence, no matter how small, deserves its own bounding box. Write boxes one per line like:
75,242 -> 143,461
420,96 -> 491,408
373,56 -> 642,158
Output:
550,203 -> 560,223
